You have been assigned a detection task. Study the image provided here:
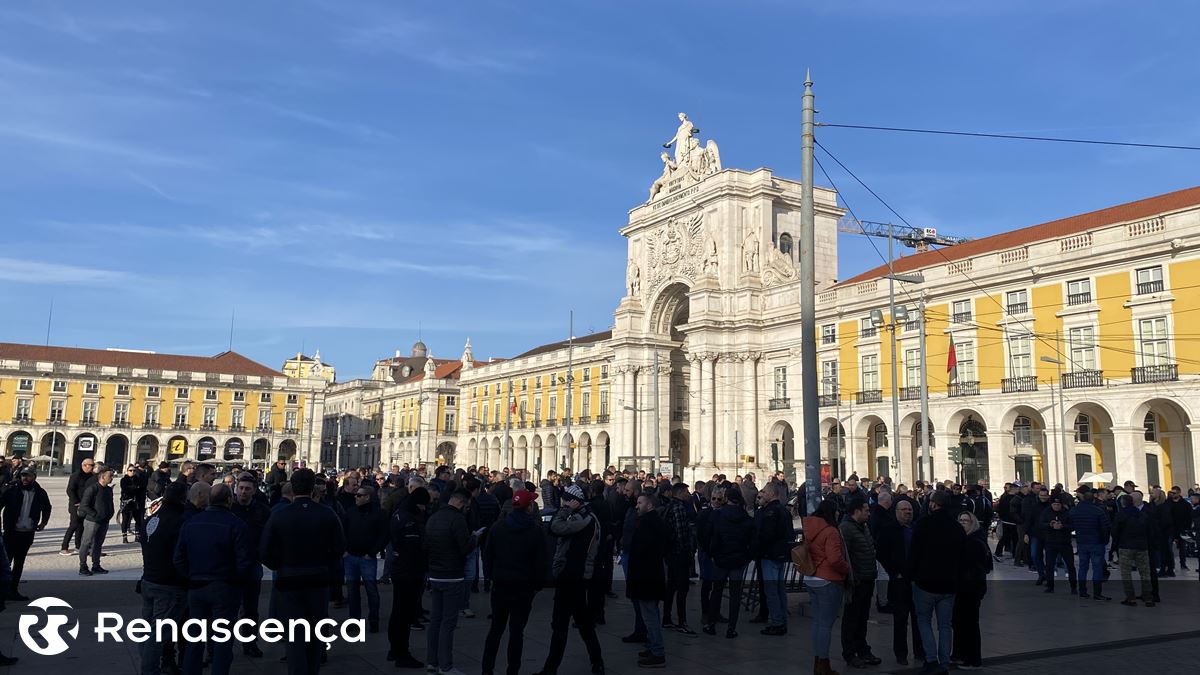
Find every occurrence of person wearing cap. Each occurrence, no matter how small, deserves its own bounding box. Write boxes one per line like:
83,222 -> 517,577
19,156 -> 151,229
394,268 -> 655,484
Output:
1037,496 -> 1077,594
1070,486 -> 1111,600
533,483 -> 604,675
0,467 -> 50,601
481,490 -> 546,675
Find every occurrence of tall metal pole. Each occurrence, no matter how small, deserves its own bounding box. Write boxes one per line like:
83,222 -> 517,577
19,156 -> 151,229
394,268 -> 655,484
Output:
652,350 -> 660,477
504,378 -> 512,470
565,311 -> 574,471
887,226 -> 902,484
918,296 -> 931,483
801,71 -> 821,516
835,383 -> 842,479
1054,330 -> 1067,485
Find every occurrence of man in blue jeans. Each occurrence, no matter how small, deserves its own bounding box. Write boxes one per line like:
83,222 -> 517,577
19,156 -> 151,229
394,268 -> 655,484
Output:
424,489 -> 482,675
905,490 -> 965,674
754,483 -> 793,636
1070,485 -> 1112,600
342,485 -> 389,632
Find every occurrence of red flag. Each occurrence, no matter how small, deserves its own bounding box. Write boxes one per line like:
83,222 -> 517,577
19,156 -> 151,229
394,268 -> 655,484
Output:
947,335 -> 959,382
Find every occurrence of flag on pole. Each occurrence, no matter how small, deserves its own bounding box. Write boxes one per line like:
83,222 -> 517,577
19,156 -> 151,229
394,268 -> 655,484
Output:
947,334 -> 959,383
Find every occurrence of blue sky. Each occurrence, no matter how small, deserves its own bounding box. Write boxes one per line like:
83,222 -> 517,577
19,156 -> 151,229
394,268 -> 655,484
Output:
1,1 -> 1197,379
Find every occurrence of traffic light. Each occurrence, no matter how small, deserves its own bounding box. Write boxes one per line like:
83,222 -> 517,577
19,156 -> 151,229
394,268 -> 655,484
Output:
948,447 -> 962,464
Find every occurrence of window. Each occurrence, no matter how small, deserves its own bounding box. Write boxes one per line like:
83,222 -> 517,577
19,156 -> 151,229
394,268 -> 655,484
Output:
176,387 -> 189,399
482,404 -> 490,427
144,403 -> 159,424
259,392 -> 272,403
873,422 -> 888,448
549,396 -> 557,420
18,379 -> 33,391
205,389 -> 218,401
483,384 -> 489,396
444,412 -> 456,432
174,405 -> 189,426
779,232 -> 794,256
1143,412 -> 1157,442
952,300 -> 972,324
1006,290 -> 1029,314
50,399 -> 65,421
582,392 -> 591,417
600,391 -> 609,416
535,376 -> 542,389
470,405 -> 478,426
1074,414 -> 1091,443
445,395 -> 456,407
82,401 -> 98,423
521,378 -> 527,391
601,365 -> 609,379
1068,326 -> 1097,371
258,410 -> 272,428
16,399 -> 32,420
52,380 -> 67,393
85,382 -> 99,395
905,348 -> 921,387
861,355 -> 880,391
1067,278 -> 1092,305
1014,416 -> 1033,446
773,366 -> 788,399
956,340 -> 976,381
1136,266 -> 1164,295
1008,334 -> 1033,377
821,324 -> 837,345
821,361 -> 838,394
117,384 -> 131,396
535,398 -> 542,421
203,407 -> 217,425
286,393 -> 298,405
285,410 -> 297,429
493,404 -> 501,425
583,368 -> 590,382
860,317 -> 877,338
231,408 -> 244,427
1138,318 -> 1169,365
1146,453 -> 1161,488
1075,453 -> 1093,482
147,386 -> 160,398
549,372 -> 557,386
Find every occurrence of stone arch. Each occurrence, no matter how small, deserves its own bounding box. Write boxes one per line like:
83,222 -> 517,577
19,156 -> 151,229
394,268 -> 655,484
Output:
594,430 -> 610,470
137,434 -> 160,463
166,435 -> 188,461
40,431 -> 67,467
516,436 -> 529,472
279,439 -> 298,462
856,414 -> 889,479
490,437 -> 502,470
545,434 -> 558,472
435,441 -> 456,467
252,438 -> 270,462
224,437 -> 245,462
577,432 -> 592,472
560,432 -> 574,471
647,281 -> 691,338
5,430 -> 33,458
105,434 -> 130,467
73,433 -> 99,471
198,436 -> 218,462
1063,401 -> 1116,483
901,411 -> 936,482
951,412 -> 989,485
467,438 -> 479,466
1129,398 -> 1193,489
820,418 -> 847,480
1000,404 -> 1048,483
768,420 -> 798,483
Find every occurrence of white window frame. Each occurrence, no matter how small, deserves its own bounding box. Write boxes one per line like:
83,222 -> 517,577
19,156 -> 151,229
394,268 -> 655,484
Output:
82,400 -> 98,423
1137,317 -> 1170,366
773,366 -> 788,399
861,354 -> 880,391
203,406 -> 217,425
956,340 -> 977,382
1007,333 -> 1033,378
49,399 -> 65,421
174,404 -> 189,426
52,380 -> 67,393
952,300 -> 972,323
18,379 -> 33,391
16,398 -> 32,419
85,382 -> 99,395
176,387 -> 189,399
1067,326 -> 1098,372
144,403 -> 159,424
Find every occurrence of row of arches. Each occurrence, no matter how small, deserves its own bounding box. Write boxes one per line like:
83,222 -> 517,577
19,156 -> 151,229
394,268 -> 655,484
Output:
462,431 -> 612,475
3,430 -> 298,471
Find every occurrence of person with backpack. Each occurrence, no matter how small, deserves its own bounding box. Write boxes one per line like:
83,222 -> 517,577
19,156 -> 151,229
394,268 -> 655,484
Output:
801,498 -> 850,675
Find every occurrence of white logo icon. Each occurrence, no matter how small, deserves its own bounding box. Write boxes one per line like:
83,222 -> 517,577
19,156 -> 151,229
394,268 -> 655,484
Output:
19,597 -> 79,656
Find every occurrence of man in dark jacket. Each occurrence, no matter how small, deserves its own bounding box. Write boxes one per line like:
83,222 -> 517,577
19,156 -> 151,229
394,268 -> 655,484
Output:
1112,491 -> 1155,606
875,499 -> 923,666
481,491 -> 545,675
140,482 -> 189,675
60,457 -> 96,554
534,484 -> 604,675
120,464 -> 146,543
993,484 -> 1016,560
661,482 -> 696,633
147,462 -> 172,501
1023,487 -> 1051,583
173,483 -> 251,675
906,490 -> 966,673
260,468 -> 347,674
1038,496 -> 1077,594
626,492 -> 669,668
388,488 -> 429,669
586,479 -> 615,626
0,468 -> 51,600
231,472 -> 272,658
702,487 -> 754,637
754,482 -> 794,636
342,483 -> 389,632
423,489 -> 480,674
1166,487 -> 1192,572
840,497 -> 882,668
1070,486 -> 1111,600
77,466 -> 115,576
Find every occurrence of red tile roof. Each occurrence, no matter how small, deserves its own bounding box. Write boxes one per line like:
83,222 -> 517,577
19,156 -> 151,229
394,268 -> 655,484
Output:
838,185 -> 1200,286
514,331 -> 613,359
0,343 -> 281,377
393,358 -> 488,385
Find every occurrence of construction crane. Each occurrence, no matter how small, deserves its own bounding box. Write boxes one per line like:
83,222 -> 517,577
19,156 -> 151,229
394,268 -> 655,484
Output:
838,218 -> 970,252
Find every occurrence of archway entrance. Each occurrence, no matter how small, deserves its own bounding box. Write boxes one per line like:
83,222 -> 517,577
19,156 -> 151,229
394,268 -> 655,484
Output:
73,433 -> 98,471
252,439 -> 270,464
6,431 -> 32,458
105,435 -> 129,467
435,442 -> 456,468
167,436 -> 188,460
197,437 -> 218,462
279,439 -> 298,463
959,416 -> 989,485
650,281 -> 692,474
137,435 -> 159,464
224,438 -> 245,462
40,432 -> 66,468
770,421 -> 797,484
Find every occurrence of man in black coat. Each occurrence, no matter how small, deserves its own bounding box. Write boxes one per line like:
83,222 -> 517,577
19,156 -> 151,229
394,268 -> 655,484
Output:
481,491 -> 546,675
77,466 -> 115,575
905,490 -> 966,673
754,482 -> 794,636
388,488 -> 429,669
140,481 -> 189,675
231,472 -> 272,658
875,499 -> 924,666
119,464 -> 146,543
60,457 -> 96,554
626,493 -> 669,669
0,468 -> 51,600
260,468 -> 347,674
341,482 -> 389,632
1038,496 -> 1077,594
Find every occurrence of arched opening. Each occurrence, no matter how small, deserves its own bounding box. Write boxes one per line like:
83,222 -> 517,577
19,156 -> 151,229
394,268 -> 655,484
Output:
6,431 -> 32,458
778,232 -> 793,258
824,422 -> 845,481
167,435 -> 188,460
490,437 -> 502,470
279,439 -> 298,463
545,434 -> 558,473
435,441 -> 456,468
905,414 -> 935,483
73,433 -> 98,471
532,435 -> 544,478
40,432 -> 66,468
1001,405 -> 1046,484
224,437 -> 245,462
137,435 -> 159,464
595,431 -> 611,471
959,416 -> 989,485
576,432 -> 592,472
467,438 -> 479,467
198,436 -> 218,462
769,421 -> 797,484
252,438 -> 270,463
1131,398 -> 1193,489
105,434 -> 129,467
1064,401 -> 1115,485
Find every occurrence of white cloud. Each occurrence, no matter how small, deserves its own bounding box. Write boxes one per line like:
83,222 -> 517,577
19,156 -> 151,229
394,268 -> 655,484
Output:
0,123 -> 207,168
0,258 -> 128,284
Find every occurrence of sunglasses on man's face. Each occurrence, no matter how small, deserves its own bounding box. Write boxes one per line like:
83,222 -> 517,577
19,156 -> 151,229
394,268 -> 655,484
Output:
356,492 -> 370,498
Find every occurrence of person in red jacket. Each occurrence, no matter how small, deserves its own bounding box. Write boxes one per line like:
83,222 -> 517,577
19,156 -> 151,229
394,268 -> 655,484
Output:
803,498 -> 850,675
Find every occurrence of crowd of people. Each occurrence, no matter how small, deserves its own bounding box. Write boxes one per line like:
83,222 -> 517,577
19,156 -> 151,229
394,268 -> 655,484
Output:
0,454 -> 1196,675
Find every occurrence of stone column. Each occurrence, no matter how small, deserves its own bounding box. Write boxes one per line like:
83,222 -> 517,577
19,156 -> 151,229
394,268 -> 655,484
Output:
702,354 -> 717,468
715,354 -> 732,469
619,367 -> 636,465
741,353 -> 760,468
688,354 -> 702,469
1110,426 -> 1148,488
1187,425 -> 1200,489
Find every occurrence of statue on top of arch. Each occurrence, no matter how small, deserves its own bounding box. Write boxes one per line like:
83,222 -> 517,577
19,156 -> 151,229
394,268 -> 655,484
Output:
648,112 -> 722,202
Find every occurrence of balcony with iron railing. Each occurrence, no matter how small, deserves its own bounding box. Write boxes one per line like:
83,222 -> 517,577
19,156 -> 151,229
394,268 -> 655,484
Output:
256,424 -> 272,433
769,397 -> 790,410
11,415 -> 31,424
546,419 -> 557,427
1001,375 -> 1038,393
597,414 -> 610,423
48,418 -> 66,426
578,415 -> 591,424
859,326 -> 878,338
1136,279 -> 1164,295
899,387 -> 921,401
818,393 -> 839,407
560,417 -> 569,426
856,390 -> 883,404
228,423 -> 243,432
1006,302 -> 1029,315
517,421 -> 527,429
1131,363 -> 1177,384
80,419 -> 99,427
200,422 -> 219,431
284,427 -> 299,435
1067,292 -> 1092,306
671,410 -> 688,421
952,312 -> 973,324
949,381 -> 980,397
468,424 -> 478,432
821,334 -> 837,345
143,421 -> 161,429
1062,370 -> 1103,389
112,420 -> 130,428
173,422 -> 190,430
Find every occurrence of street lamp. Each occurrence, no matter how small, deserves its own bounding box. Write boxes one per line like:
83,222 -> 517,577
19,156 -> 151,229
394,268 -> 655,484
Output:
1040,355 -> 1068,486
870,272 -> 925,484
